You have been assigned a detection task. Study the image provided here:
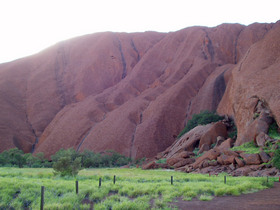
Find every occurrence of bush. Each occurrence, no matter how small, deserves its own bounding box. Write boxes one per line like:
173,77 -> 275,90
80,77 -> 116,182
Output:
81,150 -> 101,168
0,147 -> 131,170
268,121 -> 280,140
178,110 -> 224,138
0,148 -> 26,167
52,148 -> 82,176
156,158 -> 166,164
272,148 -> 280,169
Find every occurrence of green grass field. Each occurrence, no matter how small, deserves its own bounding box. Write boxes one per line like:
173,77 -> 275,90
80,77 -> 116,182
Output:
0,167 -> 276,209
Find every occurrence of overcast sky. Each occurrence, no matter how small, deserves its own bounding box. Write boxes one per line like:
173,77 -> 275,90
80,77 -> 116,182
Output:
0,0 -> 279,64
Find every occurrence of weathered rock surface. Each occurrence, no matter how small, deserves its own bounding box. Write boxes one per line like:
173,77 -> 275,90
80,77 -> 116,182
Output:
235,157 -> 245,168
164,124 -> 213,159
0,21 -> 280,160
217,138 -> 234,151
218,21 -> 280,146
192,148 -> 221,169
259,151 -> 271,163
240,153 -> 261,165
199,122 -> 228,148
217,154 -> 235,165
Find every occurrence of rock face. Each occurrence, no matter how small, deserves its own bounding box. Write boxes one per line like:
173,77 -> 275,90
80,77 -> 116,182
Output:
0,21 -> 280,159
218,21 -> 280,146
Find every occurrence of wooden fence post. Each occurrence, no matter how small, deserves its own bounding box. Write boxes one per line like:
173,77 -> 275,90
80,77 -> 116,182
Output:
40,186 -> 44,210
76,181 -> 79,194
99,177 -> 102,188
113,175 -> 116,184
224,176 -> 226,184
171,176 -> 173,185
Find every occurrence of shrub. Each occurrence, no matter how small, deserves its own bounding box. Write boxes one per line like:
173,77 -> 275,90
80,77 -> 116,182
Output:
52,148 -> 82,176
156,158 -> 166,164
0,148 -> 130,169
81,150 -> 101,168
178,110 -> 223,138
268,121 -> 280,140
199,194 -> 214,201
272,148 -> 280,169
228,120 -> 237,139
0,148 -> 26,167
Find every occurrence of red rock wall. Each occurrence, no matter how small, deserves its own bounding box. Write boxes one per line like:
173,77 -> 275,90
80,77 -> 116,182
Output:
218,21 -> 280,145
0,21 -> 279,158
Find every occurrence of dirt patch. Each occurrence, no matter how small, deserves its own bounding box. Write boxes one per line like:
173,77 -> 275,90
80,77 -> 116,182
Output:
169,182 -> 280,210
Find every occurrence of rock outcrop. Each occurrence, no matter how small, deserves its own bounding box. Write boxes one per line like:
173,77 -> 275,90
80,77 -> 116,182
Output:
218,21 -> 280,146
0,21 -> 280,160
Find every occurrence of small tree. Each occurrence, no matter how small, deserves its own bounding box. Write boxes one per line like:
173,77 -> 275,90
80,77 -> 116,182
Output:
52,148 -> 82,176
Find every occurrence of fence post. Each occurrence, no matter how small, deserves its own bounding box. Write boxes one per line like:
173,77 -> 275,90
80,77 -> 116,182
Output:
99,177 -> 102,188
171,176 -> 173,185
113,175 -> 116,184
76,181 -> 79,194
224,176 -> 226,184
40,186 -> 44,210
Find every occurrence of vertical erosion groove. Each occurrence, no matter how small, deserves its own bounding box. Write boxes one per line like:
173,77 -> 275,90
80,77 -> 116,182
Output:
117,38 -> 127,79
234,28 -> 244,64
129,112 -> 143,158
25,71 -> 38,153
54,44 -> 67,108
202,29 -> 215,62
130,39 -> 140,62
27,113 -> 38,153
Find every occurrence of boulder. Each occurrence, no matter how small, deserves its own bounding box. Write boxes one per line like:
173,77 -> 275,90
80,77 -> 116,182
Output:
234,157 -> 245,167
208,160 -> 218,166
165,124 -> 213,159
232,166 -> 253,176
229,163 -> 236,170
256,132 -> 270,147
223,150 -> 239,157
198,144 -> 210,154
240,153 -> 261,165
192,148 -> 221,169
217,138 -> 234,151
217,154 -> 235,165
157,163 -> 170,169
175,151 -> 195,159
199,122 -> 228,148
142,161 -> 157,170
202,160 -> 210,168
259,151 -> 271,163
173,158 -> 195,168
166,157 -> 183,166
261,168 -> 279,176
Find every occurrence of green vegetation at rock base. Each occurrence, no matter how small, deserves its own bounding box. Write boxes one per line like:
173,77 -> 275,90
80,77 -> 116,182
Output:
231,141 -> 260,154
0,148 -> 132,176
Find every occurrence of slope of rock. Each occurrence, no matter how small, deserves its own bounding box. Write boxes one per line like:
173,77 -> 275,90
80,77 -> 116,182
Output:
0,21 -> 279,159
217,21 -> 280,145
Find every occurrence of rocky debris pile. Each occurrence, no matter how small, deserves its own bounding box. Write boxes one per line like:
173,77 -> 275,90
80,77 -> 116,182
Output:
142,119 -> 280,177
